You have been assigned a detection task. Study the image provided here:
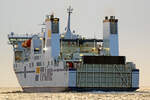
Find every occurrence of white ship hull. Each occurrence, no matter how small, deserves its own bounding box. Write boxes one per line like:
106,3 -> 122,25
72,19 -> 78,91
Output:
22,87 -> 67,92
14,61 -> 69,92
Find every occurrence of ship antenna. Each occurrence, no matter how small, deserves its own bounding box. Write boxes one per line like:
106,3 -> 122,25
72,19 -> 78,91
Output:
67,6 -> 73,33
94,33 -> 96,48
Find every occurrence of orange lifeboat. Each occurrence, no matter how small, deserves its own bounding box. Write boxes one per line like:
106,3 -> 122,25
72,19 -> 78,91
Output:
22,39 -> 31,48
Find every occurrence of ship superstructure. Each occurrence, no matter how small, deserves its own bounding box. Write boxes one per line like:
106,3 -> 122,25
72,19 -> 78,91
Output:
8,7 -> 139,92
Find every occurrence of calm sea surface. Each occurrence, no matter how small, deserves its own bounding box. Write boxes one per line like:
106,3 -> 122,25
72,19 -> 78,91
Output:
0,87 -> 150,100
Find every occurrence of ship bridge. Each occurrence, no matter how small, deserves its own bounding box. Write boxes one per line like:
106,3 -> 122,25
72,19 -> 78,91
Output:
8,32 -> 43,45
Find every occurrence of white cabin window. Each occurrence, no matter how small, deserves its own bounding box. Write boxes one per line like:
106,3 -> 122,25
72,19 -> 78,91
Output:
29,63 -> 31,67
32,62 -> 34,67
48,61 -> 50,66
51,60 -> 53,65
35,75 -> 39,81
36,62 -> 42,66
34,56 -> 40,60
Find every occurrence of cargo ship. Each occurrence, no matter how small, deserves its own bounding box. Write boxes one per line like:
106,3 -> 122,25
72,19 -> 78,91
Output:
8,6 -> 139,92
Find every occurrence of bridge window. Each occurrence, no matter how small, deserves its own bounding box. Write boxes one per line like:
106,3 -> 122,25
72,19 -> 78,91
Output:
36,62 -> 42,66
15,51 -> 23,62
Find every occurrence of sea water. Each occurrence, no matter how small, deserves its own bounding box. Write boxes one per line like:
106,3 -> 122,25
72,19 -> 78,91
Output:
0,87 -> 150,100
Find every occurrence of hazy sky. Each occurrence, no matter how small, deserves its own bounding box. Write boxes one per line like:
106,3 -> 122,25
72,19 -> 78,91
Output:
0,0 -> 150,87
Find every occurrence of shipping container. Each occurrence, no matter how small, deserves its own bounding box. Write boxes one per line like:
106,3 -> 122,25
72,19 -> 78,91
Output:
77,64 -> 132,88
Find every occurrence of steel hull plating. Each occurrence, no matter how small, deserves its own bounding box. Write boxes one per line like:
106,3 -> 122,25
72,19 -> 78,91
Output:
69,87 -> 139,92
22,87 -> 68,92
22,87 -> 139,92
